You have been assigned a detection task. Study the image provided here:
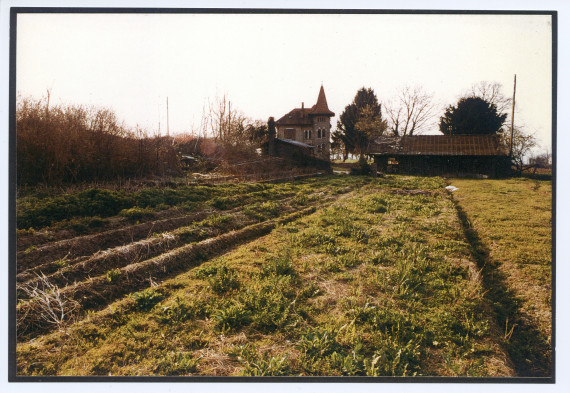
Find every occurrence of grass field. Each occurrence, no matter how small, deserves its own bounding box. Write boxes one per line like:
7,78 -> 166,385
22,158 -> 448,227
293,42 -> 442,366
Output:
15,175 -> 551,377
449,177 -> 552,376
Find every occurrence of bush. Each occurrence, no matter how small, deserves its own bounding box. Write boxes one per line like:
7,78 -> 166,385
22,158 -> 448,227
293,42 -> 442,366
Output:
213,302 -> 251,332
105,268 -> 122,283
209,196 -> 241,210
243,201 -> 280,222
155,351 -> 199,375
207,265 -> 240,294
132,288 -> 164,312
16,95 -> 181,186
119,206 -> 155,222
230,344 -> 291,376
156,296 -> 207,325
18,189 -> 129,229
262,254 -> 295,277
240,282 -> 294,332
298,328 -> 341,359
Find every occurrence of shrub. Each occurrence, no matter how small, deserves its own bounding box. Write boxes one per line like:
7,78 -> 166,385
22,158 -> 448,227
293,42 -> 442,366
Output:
262,254 -> 295,277
119,206 -> 155,222
363,336 -> 422,376
155,351 -> 199,375
105,268 -> 122,283
230,344 -> 290,376
156,296 -> 207,325
16,96 -> 181,186
17,189 -> 130,229
132,288 -> 164,312
241,353 -> 290,376
298,328 -> 341,359
361,195 -> 389,213
240,285 -> 293,332
209,196 -> 240,210
213,302 -> 251,332
243,201 -> 280,222
207,265 -> 240,294
198,214 -> 234,229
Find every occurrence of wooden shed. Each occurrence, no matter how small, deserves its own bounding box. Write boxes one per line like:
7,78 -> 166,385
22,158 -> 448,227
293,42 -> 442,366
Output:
367,135 -> 511,178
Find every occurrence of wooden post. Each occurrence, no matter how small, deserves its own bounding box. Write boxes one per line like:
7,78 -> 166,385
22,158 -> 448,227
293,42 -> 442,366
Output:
268,117 -> 275,156
509,74 -> 516,157
166,96 -> 170,137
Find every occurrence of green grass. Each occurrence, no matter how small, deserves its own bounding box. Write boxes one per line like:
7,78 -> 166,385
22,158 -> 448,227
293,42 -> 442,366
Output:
16,176 -> 353,231
16,175 -> 522,377
450,177 -> 552,376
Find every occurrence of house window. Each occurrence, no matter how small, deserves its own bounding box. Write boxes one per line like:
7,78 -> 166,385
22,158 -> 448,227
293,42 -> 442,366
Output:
285,128 -> 294,139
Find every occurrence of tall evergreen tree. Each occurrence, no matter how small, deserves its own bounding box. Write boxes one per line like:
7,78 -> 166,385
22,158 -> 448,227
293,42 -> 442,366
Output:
439,96 -> 507,135
335,87 -> 386,161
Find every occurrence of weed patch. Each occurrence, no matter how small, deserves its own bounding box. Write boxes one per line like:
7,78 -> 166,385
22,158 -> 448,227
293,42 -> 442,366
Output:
132,288 -> 164,312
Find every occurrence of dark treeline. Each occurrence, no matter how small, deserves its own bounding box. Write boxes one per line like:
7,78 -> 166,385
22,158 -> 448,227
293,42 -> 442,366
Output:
17,96 -> 181,186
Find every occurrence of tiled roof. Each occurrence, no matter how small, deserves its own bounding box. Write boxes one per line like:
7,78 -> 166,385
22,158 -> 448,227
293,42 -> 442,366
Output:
275,85 -> 335,126
275,108 -> 313,126
368,135 -> 508,156
312,85 -> 335,116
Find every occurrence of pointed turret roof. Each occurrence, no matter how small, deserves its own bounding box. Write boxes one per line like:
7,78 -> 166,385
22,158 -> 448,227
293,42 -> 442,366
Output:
311,85 -> 335,116
275,85 -> 335,126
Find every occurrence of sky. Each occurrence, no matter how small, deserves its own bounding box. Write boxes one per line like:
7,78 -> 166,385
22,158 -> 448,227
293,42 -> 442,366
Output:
15,11 -> 553,152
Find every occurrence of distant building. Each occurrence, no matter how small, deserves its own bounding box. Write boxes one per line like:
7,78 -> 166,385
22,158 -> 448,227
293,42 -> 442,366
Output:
367,134 -> 511,178
275,85 -> 335,160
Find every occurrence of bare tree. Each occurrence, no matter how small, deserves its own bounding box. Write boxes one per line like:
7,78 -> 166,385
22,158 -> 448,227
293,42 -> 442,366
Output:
529,150 -> 552,168
206,93 -> 251,145
385,86 -> 437,136
502,126 -> 537,173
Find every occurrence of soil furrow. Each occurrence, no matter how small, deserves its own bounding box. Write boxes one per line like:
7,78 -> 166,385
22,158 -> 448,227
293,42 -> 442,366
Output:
16,206 -> 318,341
17,210 -> 214,272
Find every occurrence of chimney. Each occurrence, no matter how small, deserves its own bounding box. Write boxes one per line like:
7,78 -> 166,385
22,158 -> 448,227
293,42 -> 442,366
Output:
302,102 -> 304,109
268,117 -> 275,156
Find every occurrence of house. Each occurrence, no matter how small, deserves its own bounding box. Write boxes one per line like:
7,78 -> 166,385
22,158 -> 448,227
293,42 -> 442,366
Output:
274,85 -> 335,160
367,134 -> 511,178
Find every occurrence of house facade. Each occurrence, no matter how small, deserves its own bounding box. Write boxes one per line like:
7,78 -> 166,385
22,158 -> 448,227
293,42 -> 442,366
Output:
275,85 -> 335,160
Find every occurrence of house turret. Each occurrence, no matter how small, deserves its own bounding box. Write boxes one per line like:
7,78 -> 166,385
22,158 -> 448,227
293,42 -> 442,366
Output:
274,85 -> 334,160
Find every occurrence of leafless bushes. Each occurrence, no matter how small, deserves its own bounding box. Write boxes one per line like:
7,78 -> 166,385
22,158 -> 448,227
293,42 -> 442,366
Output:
17,273 -> 80,337
17,95 -> 181,186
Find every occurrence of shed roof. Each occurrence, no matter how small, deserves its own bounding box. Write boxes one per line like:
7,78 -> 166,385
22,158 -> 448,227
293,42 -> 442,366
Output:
368,135 -> 508,156
276,138 -> 314,149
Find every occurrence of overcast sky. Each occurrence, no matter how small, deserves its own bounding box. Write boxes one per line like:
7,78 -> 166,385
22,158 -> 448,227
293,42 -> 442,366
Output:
16,12 -> 553,151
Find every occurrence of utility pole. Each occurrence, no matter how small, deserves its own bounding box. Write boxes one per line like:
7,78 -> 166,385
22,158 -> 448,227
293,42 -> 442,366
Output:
166,96 -> 170,137
509,74 -> 516,157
